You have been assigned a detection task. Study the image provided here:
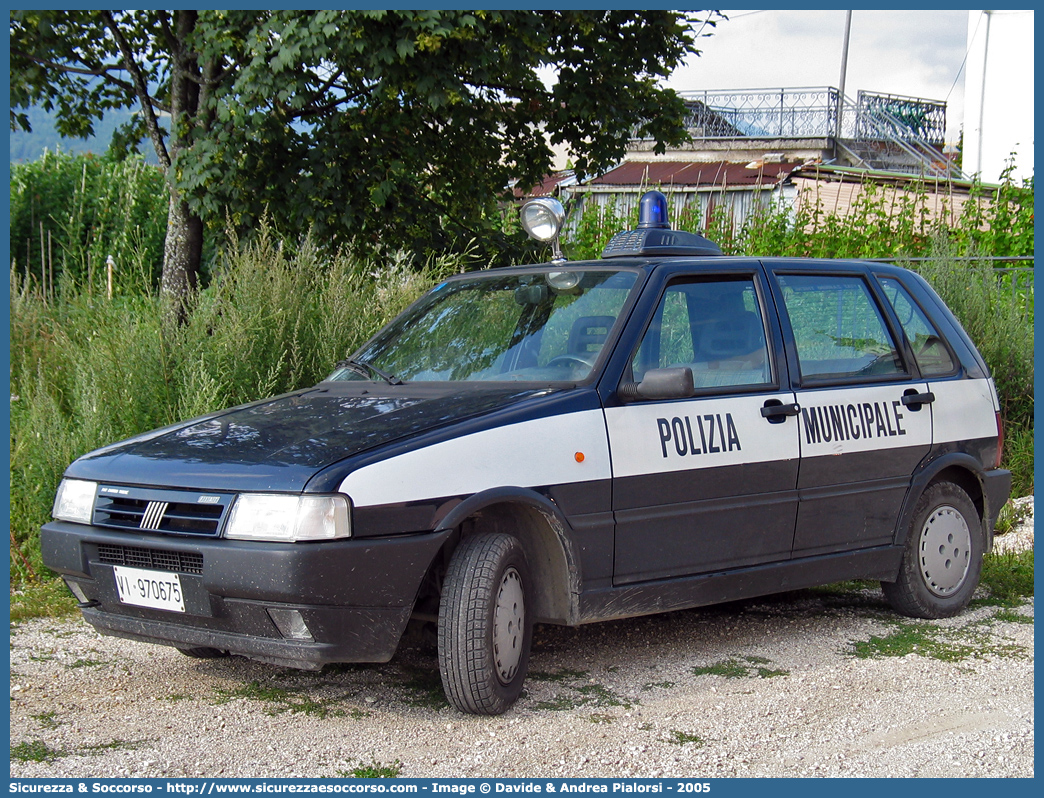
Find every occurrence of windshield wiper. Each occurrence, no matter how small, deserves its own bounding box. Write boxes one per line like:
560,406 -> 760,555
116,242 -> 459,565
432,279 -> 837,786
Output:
335,359 -> 403,386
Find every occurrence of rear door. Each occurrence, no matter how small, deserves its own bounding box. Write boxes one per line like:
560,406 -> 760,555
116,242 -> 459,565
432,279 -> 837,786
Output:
875,271 -> 1002,460
605,265 -> 801,584
769,266 -> 933,557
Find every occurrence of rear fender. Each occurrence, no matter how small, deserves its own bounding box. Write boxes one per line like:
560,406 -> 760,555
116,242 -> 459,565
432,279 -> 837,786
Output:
892,453 -> 991,557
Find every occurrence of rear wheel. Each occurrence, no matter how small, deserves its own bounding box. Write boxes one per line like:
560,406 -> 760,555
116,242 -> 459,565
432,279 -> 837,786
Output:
882,481 -> 983,618
438,533 -> 532,715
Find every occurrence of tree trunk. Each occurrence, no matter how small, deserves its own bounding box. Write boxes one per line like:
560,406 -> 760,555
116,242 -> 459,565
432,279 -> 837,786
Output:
161,191 -> 203,328
158,10 -> 204,327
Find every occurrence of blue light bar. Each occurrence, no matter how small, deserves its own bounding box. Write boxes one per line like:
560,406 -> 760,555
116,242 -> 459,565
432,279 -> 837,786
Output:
637,190 -> 670,229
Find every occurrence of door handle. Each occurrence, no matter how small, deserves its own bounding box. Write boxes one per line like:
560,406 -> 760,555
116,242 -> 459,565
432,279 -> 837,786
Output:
901,390 -> 935,409
761,401 -> 800,421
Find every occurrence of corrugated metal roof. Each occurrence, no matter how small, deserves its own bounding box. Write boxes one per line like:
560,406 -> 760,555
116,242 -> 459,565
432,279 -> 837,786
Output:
790,163 -> 982,192
520,171 -> 577,197
589,160 -> 802,188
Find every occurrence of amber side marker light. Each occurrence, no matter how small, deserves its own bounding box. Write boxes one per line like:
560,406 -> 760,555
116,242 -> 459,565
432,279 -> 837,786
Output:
574,452 -> 585,463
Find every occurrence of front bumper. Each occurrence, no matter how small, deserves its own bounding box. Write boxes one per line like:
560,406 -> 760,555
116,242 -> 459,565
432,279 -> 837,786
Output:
41,521 -> 452,669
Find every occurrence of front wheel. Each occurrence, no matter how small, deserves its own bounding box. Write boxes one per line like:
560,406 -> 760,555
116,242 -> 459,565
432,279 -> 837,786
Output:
882,481 -> 983,618
438,533 -> 532,715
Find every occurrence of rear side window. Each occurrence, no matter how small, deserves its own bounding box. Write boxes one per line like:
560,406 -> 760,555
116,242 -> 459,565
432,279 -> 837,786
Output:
877,276 -> 956,376
777,274 -> 904,381
632,276 -> 771,389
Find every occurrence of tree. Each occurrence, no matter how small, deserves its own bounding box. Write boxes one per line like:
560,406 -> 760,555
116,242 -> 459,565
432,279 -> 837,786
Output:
12,10 -> 212,321
11,10 -> 719,317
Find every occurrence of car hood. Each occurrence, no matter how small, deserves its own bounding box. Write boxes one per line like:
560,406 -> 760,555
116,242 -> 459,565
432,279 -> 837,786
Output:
67,384 -> 550,492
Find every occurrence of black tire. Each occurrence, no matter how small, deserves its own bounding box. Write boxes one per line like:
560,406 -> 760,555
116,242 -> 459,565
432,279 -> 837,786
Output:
438,533 -> 532,715
176,646 -> 229,659
882,481 -> 983,619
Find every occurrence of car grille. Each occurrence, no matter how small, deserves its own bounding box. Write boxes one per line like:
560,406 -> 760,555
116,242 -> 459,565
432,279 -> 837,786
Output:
93,485 -> 233,537
97,543 -> 204,575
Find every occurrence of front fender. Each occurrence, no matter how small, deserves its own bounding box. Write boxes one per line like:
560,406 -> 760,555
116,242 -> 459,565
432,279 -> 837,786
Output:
433,486 -> 568,532
434,486 -> 583,625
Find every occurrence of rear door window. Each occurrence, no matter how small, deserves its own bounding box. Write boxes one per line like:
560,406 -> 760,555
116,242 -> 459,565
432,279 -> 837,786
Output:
776,274 -> 905,382
877,276 -> 957,376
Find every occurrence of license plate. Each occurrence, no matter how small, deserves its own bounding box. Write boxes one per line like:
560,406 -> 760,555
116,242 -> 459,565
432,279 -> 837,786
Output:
113,566 -> 185,612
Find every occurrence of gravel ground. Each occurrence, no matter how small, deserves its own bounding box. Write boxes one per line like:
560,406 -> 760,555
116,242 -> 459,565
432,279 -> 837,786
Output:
10,500 -> 1034,780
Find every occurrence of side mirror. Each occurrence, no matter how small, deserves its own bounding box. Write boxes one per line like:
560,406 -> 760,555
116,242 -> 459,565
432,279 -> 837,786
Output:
619,367 -> 695,401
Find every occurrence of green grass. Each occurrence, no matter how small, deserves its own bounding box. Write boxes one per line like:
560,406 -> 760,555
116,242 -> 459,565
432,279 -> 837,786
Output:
533,675 -> 632,712
979,549 -> 1034,603
576,683 -> 628,706
30,711 -> 60,729
808,579 -> 878,595
529,668 -> 588,683
664,730 -> 704,747
532,695 -> 585,711
81,739 -> 147,755
691,656 -> 789,680
11,740 -> 65,763
641,680 -> 676,691
848,620 -> 1026,662
10,580 -> 79,623
399,666 -> 450,710
338,759 -> 403,778
10,151 -> 168,295
691,660 -> 748,679
989,609 -> 1034,625
993,499 -> 1033,536
214,680 -> 347,718
1002,426 -> 1034,498
67,656 -> 109,669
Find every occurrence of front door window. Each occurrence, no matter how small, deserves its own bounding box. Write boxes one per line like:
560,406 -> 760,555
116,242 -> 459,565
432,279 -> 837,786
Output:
607,272 -> 800,584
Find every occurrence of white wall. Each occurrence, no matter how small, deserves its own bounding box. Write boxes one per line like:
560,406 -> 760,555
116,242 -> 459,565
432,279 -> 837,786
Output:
962,10 -> 1034,183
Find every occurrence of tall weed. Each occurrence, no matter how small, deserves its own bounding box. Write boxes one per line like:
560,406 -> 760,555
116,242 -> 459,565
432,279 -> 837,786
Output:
562,169 -> 1033,262
906,241 -> 1034,430
10,149 -> 168,294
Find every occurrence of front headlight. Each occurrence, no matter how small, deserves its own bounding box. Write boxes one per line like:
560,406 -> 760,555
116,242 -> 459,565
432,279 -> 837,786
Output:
52,479 -> 98,524
224,494 -> 351,542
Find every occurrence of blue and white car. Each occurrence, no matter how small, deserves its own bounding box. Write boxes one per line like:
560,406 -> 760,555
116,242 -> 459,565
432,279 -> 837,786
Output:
43,191 -> 1011,714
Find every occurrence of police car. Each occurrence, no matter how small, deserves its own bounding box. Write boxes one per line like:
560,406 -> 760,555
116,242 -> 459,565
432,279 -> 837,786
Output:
42,191 -> 1011,715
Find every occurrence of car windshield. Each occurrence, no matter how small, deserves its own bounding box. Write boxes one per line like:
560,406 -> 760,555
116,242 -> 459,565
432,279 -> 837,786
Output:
329,269 -> 639,383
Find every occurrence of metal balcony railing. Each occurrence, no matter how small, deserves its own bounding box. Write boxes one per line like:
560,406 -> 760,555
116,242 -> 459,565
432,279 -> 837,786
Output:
631,87 -> 961,178
669,87 -> 845,139
855,91 -> 947,146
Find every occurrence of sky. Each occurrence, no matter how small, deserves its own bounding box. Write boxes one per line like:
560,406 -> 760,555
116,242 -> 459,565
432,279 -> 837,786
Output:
662,9 -> 972,145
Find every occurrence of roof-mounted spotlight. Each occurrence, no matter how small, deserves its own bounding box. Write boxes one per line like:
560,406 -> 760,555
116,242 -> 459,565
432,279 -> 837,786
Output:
520,197 -> 567,264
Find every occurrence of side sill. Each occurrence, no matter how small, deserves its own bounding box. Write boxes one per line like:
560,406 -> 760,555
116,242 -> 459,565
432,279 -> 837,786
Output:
577,545 -> 902,624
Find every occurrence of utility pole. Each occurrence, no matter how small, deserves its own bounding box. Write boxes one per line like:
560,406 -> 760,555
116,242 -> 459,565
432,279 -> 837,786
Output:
975,10 -> 993,176
836,10 -> 853,140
